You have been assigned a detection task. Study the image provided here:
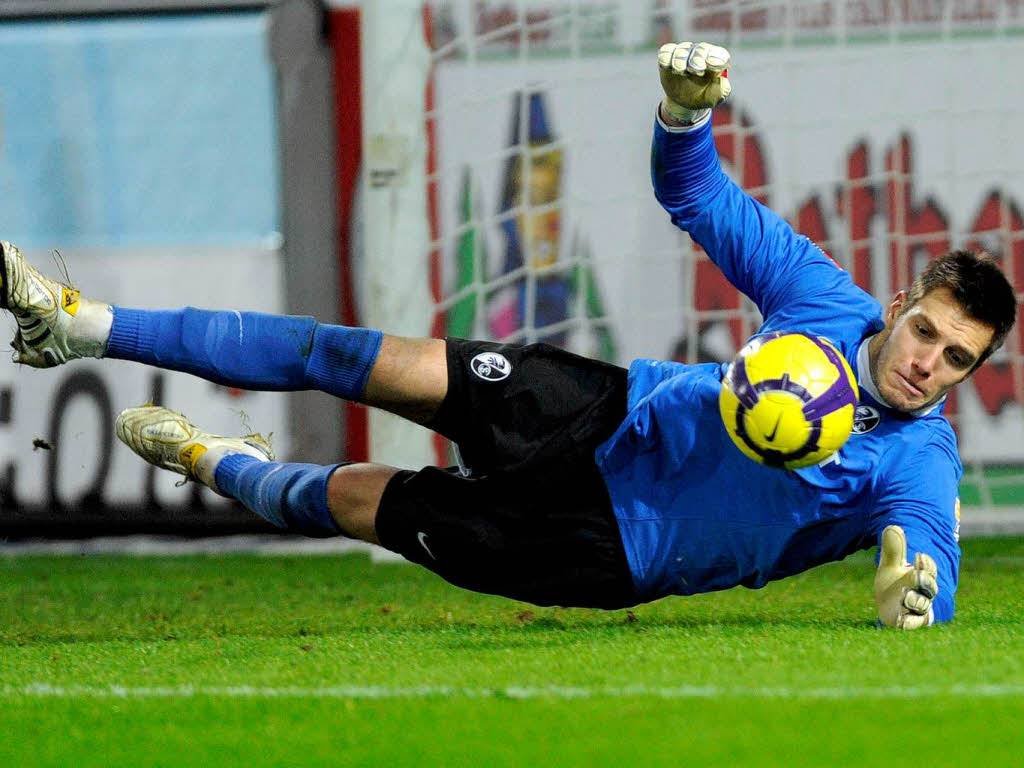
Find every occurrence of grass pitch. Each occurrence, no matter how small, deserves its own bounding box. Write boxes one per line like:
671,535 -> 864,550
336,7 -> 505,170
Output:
2,539 -> 1024,767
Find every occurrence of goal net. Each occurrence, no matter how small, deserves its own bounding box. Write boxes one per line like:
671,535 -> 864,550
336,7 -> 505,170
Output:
363,1 -> 1024,526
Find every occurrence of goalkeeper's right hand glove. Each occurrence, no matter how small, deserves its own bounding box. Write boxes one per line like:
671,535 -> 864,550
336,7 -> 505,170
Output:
874,525 -> 939,630
657,41 -> 732,126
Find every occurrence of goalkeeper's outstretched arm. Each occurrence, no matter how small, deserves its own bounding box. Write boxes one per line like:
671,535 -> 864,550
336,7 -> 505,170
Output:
652,42 -> 880,332
869,437 -> 961,628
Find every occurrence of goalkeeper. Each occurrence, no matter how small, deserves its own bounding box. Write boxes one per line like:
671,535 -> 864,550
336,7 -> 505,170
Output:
1,42 -> 1016,629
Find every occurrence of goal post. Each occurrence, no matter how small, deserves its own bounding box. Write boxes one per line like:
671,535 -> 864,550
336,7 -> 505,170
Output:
356,0 -> 438,469
357,1 -> 1024,526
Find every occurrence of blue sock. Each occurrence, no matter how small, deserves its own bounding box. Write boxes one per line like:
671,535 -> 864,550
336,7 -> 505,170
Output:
106,307 -> 383,401
214,454 -> 343,538
305,322 -> 384,400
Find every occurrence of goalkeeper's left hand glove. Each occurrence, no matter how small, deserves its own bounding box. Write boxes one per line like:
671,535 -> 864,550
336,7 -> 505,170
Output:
874,525 -> 939,629
657,41 -> 732,126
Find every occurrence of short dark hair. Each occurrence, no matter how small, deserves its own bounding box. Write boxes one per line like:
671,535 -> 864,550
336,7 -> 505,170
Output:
904,249 -> 1017,369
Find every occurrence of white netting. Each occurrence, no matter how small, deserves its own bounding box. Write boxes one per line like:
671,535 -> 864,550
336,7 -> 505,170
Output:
410,0 -> 1024,509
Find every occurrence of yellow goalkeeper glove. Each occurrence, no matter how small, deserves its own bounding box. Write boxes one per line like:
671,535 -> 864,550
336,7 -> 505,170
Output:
874,525 -> 939,630
657,41 -> 732,126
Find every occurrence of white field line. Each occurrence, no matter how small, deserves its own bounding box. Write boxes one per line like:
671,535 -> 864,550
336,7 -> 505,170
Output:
3,535 -> 1024,560
4,683 -> 1024,700
0,536 -> 407,561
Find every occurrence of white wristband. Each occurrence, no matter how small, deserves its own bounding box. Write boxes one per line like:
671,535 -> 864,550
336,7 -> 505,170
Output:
656,103 -> 711,133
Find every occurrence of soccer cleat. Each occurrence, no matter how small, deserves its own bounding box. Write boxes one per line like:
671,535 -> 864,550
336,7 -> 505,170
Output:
115,405 -> 274,496
0,240 -> 112,368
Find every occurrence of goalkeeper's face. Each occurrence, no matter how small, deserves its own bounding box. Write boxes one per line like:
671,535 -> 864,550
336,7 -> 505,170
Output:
870,287 -> 994,412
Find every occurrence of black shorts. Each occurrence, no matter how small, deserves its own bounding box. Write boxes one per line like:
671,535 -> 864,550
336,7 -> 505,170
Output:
374,339 -> 638,609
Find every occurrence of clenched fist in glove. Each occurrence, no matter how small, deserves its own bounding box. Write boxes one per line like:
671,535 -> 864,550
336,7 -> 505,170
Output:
657,41 -> 732,126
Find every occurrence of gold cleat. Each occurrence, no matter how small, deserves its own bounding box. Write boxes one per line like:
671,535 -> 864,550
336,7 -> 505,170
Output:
1,240 -> 112,367
115,405 -> 274,495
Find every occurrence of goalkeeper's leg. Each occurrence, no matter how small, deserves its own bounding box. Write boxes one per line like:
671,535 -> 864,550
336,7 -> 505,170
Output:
115,403 -> 638,610
103,306 -> 447,422
114,403 -> 397,540
1,241 -> 448,423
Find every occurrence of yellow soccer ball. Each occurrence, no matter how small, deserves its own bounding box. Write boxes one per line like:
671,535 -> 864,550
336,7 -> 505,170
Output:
719,332 -> 859,470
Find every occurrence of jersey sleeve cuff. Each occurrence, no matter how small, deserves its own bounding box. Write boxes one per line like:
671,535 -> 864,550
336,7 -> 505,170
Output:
655,105 -> 712,133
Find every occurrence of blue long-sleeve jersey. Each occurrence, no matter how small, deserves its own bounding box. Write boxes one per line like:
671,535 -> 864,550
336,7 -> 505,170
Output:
594,115 -> 961,622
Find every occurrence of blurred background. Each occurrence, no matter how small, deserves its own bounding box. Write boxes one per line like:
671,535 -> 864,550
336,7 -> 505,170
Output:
0,0 -> 1021,539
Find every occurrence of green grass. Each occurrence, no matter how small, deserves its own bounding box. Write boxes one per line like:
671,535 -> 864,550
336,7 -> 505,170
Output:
2,541 -> 1024,766
961,464 -> 1024,506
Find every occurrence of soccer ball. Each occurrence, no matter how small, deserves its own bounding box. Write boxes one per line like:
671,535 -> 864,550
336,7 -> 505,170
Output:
718,331 -> 859,470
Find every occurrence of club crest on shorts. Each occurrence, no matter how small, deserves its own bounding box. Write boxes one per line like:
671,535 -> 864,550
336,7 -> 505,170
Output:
852,405 -> 881,434
470,352 -> 512,382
